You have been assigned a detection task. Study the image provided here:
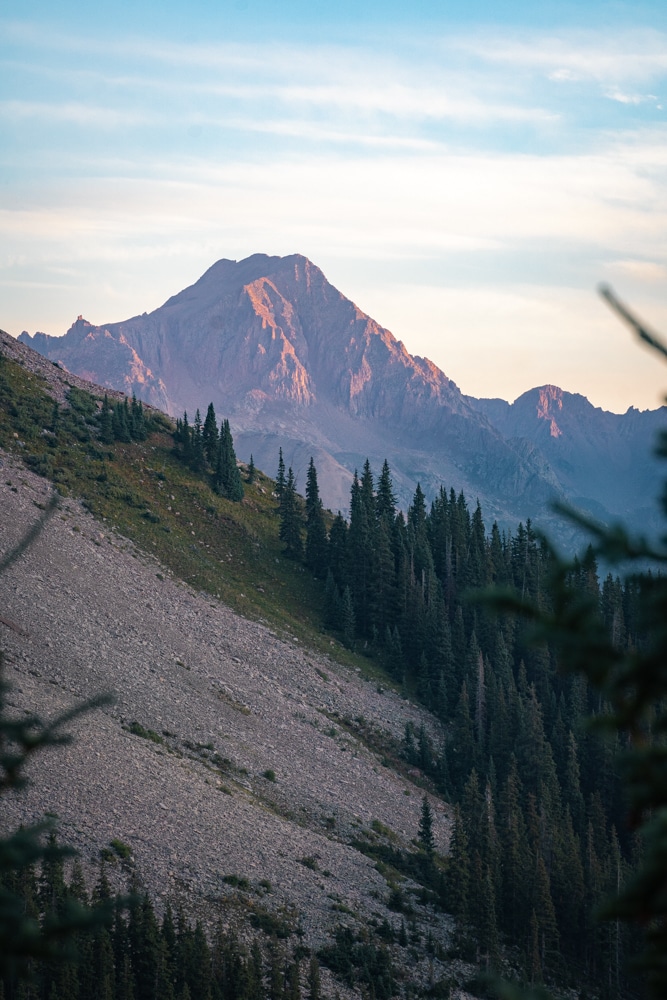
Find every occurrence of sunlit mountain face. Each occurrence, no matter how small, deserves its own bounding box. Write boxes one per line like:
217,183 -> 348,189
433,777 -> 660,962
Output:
20,253 -> 665,540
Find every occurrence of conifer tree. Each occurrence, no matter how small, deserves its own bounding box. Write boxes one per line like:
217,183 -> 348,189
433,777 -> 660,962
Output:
327,513 -> 348,586
130,394 -> 147,441
279,467 -> 303,559
276,448 -> 286,501
112,401 -> 131,443
347,467 -> 375,636
375,460 -> 397,523
444,806 -> 470,933
99,395 -> 114,445
188,922 -> 212,1000
307,956 -> 321,1000
340,585 -> 356,650
304,458 -> 328,578
202,403 -> 218,466
190,409 -> 206,473
418,796 -> 435,859
450,682 -> 476,792
176,412 -> 192,464
214,419 -> 244,501
382,626 -> 404,681
323,570 -> 342,630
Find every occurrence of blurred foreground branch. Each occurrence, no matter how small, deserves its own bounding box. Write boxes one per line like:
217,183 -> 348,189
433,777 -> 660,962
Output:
0,494 -> 114,976
481,288 -> 667,998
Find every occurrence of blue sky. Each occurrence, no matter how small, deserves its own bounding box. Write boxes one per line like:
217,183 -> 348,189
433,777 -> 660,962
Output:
3,0 -> 667,411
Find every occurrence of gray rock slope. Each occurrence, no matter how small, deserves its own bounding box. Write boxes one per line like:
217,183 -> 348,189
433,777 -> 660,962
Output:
0,455 -> 456,989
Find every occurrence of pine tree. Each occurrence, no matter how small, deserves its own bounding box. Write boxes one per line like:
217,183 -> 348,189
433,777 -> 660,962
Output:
340,586 -> 356,650
279,467 -> 303,560
383,626 -> 404,682
267,941 -> 284,1000
304,458 -> 328,578
347,466 -> 375,636
323,570 -> 342,630
187,922 -> 212,1000
214,420 -> 244,501
276,448 -> 286,501
176,411 -> 192,464
99,395 -> 114,445
190,409 -> 206,473
444,806 -> 470,933
130,394 -> 147,441
129,893 -> 161,1000
286,960 -> 300,1000
327,513 -> 348,586
497,755 -> 529,943
418,796 -> 435,859
307,956 -> 320,1000
533,854 -> 559,971
112,401 -> 131,443
449,681 -> 476,792
202,403 -> 218,466
375,460 -> 397,523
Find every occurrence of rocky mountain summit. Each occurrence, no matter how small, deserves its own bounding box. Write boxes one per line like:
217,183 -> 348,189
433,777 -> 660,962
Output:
19,254 -> 665,536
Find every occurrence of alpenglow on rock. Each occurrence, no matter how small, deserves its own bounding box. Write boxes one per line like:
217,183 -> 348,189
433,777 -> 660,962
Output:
19,253 -> 665,536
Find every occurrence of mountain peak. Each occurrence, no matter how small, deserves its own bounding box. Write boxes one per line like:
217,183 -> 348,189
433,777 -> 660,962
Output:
535,385 -> 564,438
17,253 -> 664,532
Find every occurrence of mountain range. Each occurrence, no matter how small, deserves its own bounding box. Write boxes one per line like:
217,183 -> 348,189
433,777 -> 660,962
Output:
19,253 -> 665,541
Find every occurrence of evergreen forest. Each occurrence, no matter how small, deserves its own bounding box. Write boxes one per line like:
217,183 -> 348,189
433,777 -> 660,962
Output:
0,343 -> 663,999
278,453 -> 648,995
0,843 -> 334,1000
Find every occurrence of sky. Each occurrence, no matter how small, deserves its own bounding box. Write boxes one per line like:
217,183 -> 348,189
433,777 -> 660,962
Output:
2,0 -> 667,413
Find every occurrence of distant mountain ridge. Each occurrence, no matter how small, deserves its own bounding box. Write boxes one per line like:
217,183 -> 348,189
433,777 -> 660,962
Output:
18,253 -> 665,539
471,385 -> 664,528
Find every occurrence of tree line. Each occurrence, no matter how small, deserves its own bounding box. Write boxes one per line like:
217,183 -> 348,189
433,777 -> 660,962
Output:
276,452 -> 646,995
172,404 -> 244,501
0,836 -> 332,1000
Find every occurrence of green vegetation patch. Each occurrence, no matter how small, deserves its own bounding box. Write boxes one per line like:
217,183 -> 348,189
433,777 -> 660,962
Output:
318,925 -> 396,999
127,721 -> 163,744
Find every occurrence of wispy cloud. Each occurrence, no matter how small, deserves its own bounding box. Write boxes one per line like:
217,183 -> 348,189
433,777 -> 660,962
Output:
0,99 -> 150,127
604,89 -> 659,106
607,259 -> 667,283
453,28 -> 667,86
1,48 -> 557,131
2,15 -> 667,410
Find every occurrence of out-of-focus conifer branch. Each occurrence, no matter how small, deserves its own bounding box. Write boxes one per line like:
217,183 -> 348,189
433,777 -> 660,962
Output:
599,283 -> 667,362
0,497 -> 115,975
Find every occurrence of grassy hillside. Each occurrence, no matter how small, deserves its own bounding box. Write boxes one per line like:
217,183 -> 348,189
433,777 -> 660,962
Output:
0,346 -> 359,660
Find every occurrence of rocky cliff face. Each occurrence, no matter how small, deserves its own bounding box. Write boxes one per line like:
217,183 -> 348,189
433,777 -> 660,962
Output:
26,318 -> 171,411
19,254 -> 664,535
